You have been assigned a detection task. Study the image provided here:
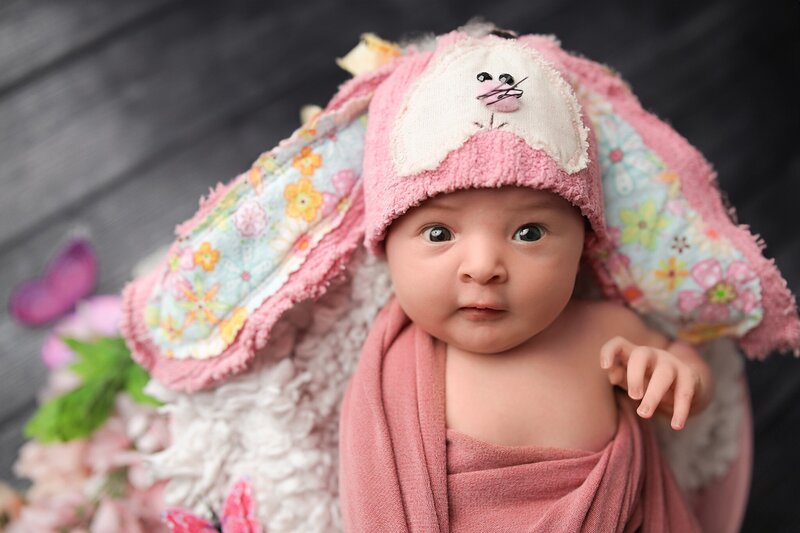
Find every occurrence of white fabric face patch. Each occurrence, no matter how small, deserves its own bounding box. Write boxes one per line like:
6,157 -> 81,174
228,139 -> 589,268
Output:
391,37 -> 589,176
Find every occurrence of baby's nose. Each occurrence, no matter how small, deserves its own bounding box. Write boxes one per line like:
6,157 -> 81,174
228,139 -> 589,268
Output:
458,248 -> 508,285
476,80 -> 520,113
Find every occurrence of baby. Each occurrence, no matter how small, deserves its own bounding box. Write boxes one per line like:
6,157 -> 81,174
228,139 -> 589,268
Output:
384,185 -> 713,453
336,29 -> 712,531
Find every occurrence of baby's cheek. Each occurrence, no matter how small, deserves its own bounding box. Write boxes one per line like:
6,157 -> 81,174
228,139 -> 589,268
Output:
517,261 -> 577,321
390,272 -> 446,322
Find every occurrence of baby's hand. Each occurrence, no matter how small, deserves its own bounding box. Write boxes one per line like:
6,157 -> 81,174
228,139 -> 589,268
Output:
600,336 -> 704,431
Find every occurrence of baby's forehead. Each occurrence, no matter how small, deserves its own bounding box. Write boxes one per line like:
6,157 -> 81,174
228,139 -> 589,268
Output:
419,186 -> 571,212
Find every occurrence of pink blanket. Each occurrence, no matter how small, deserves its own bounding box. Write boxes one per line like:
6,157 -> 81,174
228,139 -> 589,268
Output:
339,298 -> 702,532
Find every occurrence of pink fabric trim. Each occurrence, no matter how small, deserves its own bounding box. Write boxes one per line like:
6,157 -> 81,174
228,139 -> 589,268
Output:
364,129 -> 605,255
526,36 -> 800,358
174,180 -> 236,240
120,187 -> 366,392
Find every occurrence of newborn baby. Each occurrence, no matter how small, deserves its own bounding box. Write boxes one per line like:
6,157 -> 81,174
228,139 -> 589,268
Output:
335,31 -> 713,530
384,185 -> 713,453
339,184 -> 710,532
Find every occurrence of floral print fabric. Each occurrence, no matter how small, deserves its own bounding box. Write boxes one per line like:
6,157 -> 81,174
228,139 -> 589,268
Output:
582,89 -> 763,343
143,112 -> 367,360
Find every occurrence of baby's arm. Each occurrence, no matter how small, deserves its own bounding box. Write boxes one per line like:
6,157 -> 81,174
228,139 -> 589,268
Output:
595,303 -> 714,430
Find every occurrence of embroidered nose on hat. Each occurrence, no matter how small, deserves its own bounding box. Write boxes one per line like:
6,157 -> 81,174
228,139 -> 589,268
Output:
475,71 -> 525,112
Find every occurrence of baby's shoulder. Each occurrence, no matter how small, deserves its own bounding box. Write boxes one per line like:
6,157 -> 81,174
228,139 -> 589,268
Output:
565,298 -> 664,347
568,298 -> 637,322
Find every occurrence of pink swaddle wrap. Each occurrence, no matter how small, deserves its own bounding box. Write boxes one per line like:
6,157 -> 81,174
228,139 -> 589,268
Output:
339,297 -> 702,532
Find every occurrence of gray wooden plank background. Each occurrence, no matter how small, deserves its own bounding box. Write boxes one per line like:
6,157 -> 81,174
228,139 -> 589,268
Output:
1,0 -> 797,530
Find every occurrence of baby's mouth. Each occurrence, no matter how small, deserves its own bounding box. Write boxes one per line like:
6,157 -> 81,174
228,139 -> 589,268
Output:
458,305 -> 506,321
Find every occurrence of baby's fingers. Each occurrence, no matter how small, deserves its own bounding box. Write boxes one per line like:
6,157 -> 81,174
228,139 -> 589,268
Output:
636,364 -> 676,419
626,347 -> 655,400
607,365 -> 626,386
670,369 -> 697,430
600,336 -> 636,370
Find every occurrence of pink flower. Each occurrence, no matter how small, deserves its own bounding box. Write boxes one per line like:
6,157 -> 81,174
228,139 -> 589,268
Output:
321,168 -> 357,216
85,417 -> 133,476
665,198 -> 685,216
234,200 -> 268,237
159,246 -> 195,298
177,246 -> 195,270
41,295 -> 122,369
14,297 -> 171,532
677,258 -> 759,322
14,440 -> 91,500
83,396 -> 169,478
125,481 -> 168,530
5,491 -> 88,532
11,393 -> 170,530
91,498 -> 150,533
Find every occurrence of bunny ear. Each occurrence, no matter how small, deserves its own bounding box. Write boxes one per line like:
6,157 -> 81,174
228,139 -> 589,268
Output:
121,59 -> 403,392
520,37 -> 768,528
521,35 -> 800,358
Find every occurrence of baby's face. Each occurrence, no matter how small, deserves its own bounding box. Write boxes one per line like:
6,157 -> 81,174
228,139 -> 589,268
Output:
385,186 -> 585,355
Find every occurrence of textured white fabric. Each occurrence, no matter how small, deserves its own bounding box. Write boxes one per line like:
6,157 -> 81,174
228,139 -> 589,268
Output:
143,249 -> 393,531
653,337 -> 744,490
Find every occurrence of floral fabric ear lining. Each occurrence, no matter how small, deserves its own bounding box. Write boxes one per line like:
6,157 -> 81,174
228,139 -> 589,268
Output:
145,115 -> 364,361
524,37 -> 800,357
120,86 -> 380,391
586,91 -> 765,344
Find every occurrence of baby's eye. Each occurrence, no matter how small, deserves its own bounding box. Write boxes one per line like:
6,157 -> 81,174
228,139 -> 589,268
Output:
423,225 -> 453,242
513,223 -> 545,242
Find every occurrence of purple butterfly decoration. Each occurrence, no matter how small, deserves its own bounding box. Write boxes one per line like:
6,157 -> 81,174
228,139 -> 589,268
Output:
8,238 -> 97,326
163,478 -> 263,533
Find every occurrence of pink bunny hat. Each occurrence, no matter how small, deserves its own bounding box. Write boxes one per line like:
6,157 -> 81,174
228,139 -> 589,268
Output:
349,30 -> 607,253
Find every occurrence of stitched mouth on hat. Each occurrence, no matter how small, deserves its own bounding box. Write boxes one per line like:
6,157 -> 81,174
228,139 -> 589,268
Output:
473,113 -> 508,130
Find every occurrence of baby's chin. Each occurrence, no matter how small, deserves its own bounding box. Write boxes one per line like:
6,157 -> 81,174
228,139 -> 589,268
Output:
429,326 -> 535,357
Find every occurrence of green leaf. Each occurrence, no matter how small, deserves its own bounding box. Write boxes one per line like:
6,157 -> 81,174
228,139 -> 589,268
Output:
125,364 -> 163,406
24,335 -> 162,442
24,377 -> 122,443
63,337 -> 131,382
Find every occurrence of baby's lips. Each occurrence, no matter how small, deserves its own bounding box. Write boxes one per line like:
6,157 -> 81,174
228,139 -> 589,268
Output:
460,300 -> 506,311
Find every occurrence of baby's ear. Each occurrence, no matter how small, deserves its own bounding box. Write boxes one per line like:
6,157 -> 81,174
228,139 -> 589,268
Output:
120,58 -> 405,392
